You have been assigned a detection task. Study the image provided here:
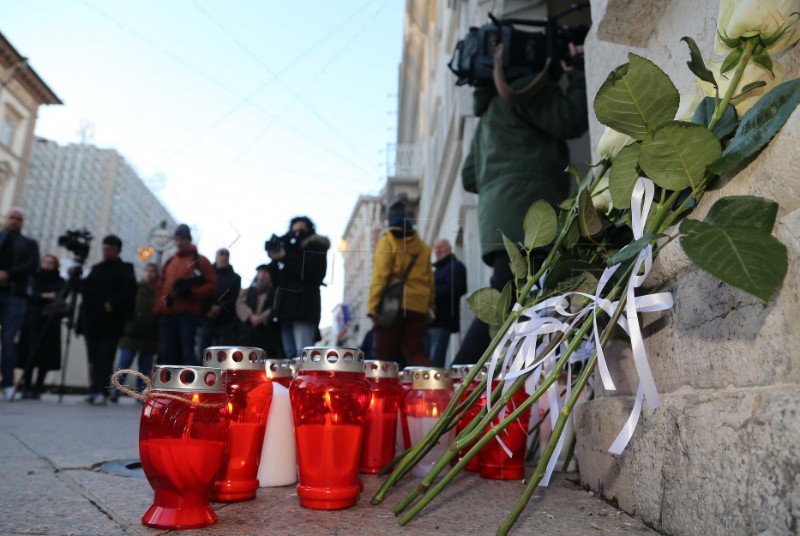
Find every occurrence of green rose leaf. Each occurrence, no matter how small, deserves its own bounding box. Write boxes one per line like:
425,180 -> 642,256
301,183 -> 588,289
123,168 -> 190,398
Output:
681,36 -> 716,88
680,219 -> 787,305
638,120 -> 722,190
498,281 -> 514,322
692,96 -> 739,140
523,200 -> 558,249
562,216 -> 580,250
467,287 -> 503,326
578,189 -> 603,237
502,233 -> 527,280
704,195 -> 778,232
708,77 -> 800,177
543,259 -> 599,289
605,232 -> 657,267
594,53 -> 680,140
751,43 -> 774,74
609,142 -> 642,209
733,81 -> 768,100
721,44 -> 744,74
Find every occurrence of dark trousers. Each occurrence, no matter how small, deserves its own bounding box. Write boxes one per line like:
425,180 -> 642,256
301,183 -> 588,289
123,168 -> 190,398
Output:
159,314 -> 198,366
196,322 -> 236,362
86,337 -> 120,397
0,293 -> 26,388
375,310 -> 431,368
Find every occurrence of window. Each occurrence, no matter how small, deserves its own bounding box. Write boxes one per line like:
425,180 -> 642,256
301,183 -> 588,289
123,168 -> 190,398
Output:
1,106 -> 21,148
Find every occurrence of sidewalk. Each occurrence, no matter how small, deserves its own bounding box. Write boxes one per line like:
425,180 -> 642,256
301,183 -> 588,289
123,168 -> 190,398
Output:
0,395 -> 658,536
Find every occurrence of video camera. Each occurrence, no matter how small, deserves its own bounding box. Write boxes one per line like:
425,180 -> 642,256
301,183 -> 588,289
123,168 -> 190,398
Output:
57,228 -> 93,265
448,2 -> 589,87
264,233 -> 286,255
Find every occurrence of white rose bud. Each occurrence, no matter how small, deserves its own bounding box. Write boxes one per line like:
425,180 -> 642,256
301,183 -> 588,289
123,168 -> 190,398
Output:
592,176 -> 614,214
716,0 -> 800,55
597,127 -> 635,159
696,59 -> 784,117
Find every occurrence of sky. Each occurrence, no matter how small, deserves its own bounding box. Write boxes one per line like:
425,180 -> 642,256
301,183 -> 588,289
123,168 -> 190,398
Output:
2,0 -> 405,329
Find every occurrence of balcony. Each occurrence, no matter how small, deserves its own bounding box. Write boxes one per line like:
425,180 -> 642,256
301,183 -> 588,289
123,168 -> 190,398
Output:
386,143 -> 422,179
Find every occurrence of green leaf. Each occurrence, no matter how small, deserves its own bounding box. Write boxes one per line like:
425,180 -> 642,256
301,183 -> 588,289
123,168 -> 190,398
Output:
562,217 -> 580,250
681,36 -> 716,88
523,200 -> 558,249
692,96 -> 739,140
543,259 -> 599,289
605,232 -> 657,267
638,121 -> 722,190
704,196 -> 778,232
502,233 -> 527,280
680,219 -> 788,305
734,80 -> 767,100
594,54 -> 680,140
751,43 -> 773,74
609,142 -> 641,209
498,281 -> 513,322
467,287 -> 503,325
717,29 -> 741,49
708,77 -> 800,177
578,189 -> 603,237
720,44 -> 744,74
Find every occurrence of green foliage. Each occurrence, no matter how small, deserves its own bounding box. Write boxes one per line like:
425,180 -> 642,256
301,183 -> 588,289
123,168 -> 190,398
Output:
577,189 -> 603,237
681,36 -> 716,88
751,43 -> 774,74
608,142 -> 641,209
692,97 -> 739,140
605,233 -> 657,267
543,259 -> 599,289
721,43 -> 744,74
498,281 -> 514,322
638,121 -> 722,190
709,78 -> 800,176
733,81 -> 767,100
594,54 -> 680,140
704,196 -> 778,232
466,287 -> 503,326
502,233 -> 527,281
523,200 -> 558,249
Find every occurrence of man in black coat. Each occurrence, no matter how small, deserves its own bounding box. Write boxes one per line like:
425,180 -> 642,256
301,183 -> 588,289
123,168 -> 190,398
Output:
428,239 -> 467,368
77,235 -> 136,404
0,208 -> 40,401
197,248 -> 241,359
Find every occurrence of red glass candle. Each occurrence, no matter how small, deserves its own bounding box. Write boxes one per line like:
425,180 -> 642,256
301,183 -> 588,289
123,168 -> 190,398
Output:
290,347 -> 371,510
204,347 -> 273,502
452,364 -> 488,472
360,360 -> 404,474
265,358 -> 293,388
478,379 -> 531,480
404,367 -> 454,477
396,366 -> 425,452
139,366 -> 229,530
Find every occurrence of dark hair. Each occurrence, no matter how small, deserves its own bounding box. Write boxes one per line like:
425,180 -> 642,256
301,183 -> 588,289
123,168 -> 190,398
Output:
289,216 -> 315,235
41,253 -> 60,270
145,262 -> 160,274
102,234 -> 123,250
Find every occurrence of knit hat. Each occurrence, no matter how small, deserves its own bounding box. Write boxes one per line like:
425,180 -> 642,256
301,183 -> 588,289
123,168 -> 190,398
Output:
174,224 -> 192,241
386,199 -> 407,223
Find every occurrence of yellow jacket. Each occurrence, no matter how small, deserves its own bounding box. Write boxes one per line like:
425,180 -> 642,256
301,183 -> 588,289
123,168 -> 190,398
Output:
368,228 -> 434,316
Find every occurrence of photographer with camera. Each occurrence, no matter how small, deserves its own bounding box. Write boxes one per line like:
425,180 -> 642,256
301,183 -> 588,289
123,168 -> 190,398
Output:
453,24 -> 588,365
266,216 -> 330,357
153,224 -> 217,366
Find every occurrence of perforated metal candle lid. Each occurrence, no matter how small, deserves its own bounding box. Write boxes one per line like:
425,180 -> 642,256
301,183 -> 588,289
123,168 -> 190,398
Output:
203,346 -> 266,371
151,365 -> 226,394
450,364 -> 488,383
298,347 -> 365,374
401,366 -> 427,384
264,359 -> 293,379
411,367 -> 452,390
364,360 -> 399,379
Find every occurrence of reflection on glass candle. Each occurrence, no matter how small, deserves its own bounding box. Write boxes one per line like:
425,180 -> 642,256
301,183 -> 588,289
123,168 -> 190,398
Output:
452,364 -> 489,472
360,361 -> 404,474
404,367 -> 454,477
478,379 -> 531,480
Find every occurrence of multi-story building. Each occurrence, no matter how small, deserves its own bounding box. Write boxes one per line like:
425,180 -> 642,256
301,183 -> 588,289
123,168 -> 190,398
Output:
23,138 -> 176,271
0,31 -> 61,214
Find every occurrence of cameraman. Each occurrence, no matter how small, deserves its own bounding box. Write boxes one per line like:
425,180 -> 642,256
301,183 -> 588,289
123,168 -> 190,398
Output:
454,41 -> 588,365
267,216 -> 330,357
153,224 -> 216,366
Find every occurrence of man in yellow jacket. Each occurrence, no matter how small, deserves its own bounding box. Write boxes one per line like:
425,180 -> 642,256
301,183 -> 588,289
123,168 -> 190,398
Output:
368,199 -> 434,368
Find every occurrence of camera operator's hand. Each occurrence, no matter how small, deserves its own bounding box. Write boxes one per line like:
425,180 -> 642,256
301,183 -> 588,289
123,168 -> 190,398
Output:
561,42 -> 585,73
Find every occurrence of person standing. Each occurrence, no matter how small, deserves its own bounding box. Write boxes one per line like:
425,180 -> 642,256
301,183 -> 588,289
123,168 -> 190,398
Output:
109,262 -> 159,402
368,199 -> 435,368
78,235 -> 137,404
197,248 -> 241,359
428,239 -> 467,368
153,224 -> 216,366
235,264 -> 284,358
0,208 -> 40,401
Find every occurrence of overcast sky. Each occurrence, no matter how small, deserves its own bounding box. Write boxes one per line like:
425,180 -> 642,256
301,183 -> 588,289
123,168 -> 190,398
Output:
3,0 -> 404,328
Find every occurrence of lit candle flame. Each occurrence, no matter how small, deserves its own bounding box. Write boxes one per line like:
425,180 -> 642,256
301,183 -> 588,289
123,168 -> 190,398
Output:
431,405 -> 439,418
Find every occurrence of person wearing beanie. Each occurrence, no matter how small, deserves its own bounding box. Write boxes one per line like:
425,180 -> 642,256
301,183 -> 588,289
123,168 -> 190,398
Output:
367,199 -> 434,368
153,224 -> 217,366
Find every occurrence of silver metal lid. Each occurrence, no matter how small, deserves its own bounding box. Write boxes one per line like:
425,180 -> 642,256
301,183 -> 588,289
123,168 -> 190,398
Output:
450,364 -> 489,383
288,357 -> 301,377
400,366 -> 428,384
364,360 -> 400,379
151,365 -> 226,394
410,367 -> 452,390
264,359 -> 293,379
203,346 -> 267,371
298,347 -> 365,374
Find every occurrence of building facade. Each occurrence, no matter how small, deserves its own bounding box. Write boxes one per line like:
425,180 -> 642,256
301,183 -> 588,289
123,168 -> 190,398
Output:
0,31 -> 61,214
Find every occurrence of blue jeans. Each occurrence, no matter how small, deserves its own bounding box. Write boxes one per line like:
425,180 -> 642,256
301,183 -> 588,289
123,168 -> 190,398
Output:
115,347 -> 154,393
0,293 -> 27,388
158,315 -> 198,366
280,321 -> 316,357
427,327 -> 451,369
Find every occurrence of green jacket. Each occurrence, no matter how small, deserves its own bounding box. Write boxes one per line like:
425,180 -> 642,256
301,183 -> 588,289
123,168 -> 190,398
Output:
462,71 -> 588,264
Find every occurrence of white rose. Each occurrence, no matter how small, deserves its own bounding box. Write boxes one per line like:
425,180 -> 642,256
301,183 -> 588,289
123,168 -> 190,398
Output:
677,93 -> 705,121
697,59 -> 784,117
597,127 -> 635,159
716,0 -> 800,55
592,176 -> 614,214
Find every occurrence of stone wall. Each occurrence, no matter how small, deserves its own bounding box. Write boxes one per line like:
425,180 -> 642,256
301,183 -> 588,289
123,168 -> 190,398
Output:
574,1 -> 800,534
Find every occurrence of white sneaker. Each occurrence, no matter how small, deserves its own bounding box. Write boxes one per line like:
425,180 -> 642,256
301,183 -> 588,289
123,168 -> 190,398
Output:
3,386 -> 17,401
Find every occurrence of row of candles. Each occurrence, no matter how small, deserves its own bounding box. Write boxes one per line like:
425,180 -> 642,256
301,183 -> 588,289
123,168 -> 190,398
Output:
137,346 -> 531,530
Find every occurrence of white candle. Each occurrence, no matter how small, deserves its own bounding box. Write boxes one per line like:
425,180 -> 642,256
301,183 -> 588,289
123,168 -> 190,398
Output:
257,383 -> 298,487
407,416 -> 454,477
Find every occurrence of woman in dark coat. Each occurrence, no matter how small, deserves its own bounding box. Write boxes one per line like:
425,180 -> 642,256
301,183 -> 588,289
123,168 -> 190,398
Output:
17,254 -> 66,399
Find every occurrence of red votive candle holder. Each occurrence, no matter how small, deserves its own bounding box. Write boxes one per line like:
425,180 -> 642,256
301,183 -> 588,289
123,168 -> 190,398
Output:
265,358 -> 293,388
290,347 -> 371,510
139,366 -> 229,530
405,367 -> 454,477
478,378 -> 531,480
360,360 -> 404,474
452,364 -> 489,472
204,347 -> 273,502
